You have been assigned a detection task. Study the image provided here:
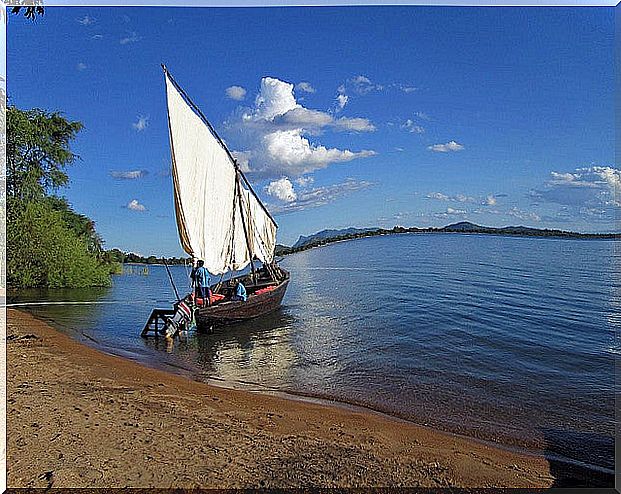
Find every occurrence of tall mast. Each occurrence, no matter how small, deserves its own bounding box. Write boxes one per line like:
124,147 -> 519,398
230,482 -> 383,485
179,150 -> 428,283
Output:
235,167 -> 257,285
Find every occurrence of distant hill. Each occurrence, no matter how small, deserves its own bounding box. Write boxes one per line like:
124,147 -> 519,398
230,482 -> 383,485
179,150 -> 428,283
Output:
273,222 -> 619,256
293,227 -> 379,249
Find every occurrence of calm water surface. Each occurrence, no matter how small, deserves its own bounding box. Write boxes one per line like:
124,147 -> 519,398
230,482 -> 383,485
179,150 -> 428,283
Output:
9,233 -> 618,470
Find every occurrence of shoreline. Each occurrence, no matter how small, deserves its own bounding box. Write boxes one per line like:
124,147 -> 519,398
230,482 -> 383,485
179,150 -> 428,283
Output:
7,309 -> 612,488
279,229 -> 619,258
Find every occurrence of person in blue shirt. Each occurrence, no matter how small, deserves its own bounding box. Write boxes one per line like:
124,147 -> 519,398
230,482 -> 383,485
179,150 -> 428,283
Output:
191,259 -> 211,306
231,281 -> 247,302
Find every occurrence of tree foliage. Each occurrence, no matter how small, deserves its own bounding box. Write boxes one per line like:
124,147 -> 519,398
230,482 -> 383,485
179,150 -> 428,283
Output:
7,106 -> 114,288
11,6 -> 45,21
7,106 -> 83,201
7,200 -> 111,288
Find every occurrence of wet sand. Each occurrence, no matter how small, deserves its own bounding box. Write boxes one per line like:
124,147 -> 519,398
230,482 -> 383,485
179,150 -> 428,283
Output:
6,308 -> 597,488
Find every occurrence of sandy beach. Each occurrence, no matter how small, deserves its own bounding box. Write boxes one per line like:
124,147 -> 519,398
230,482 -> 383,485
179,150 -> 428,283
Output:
6,308 -> 611,489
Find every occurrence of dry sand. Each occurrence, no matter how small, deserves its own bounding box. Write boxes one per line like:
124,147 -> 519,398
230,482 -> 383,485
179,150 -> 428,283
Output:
5,308 -> 604,489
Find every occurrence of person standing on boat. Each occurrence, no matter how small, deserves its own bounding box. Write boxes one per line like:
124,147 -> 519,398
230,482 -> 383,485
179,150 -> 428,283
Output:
191,259 -> 211,306
231,281 -> 247,302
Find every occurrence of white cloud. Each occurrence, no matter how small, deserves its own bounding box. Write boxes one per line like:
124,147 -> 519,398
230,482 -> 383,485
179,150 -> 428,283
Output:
532,166 -> 620,208
227,77 -> 376,177
428,141 -> 464,152
120,31 -> 141,45
432,207 -> 468,219
296,176 -> 314,187
426,192 -> 450,201
91,34 -> 104,40
349,75 -> 384,95
506,207 -> 540,222
254,77 -> 298,120
126,199 -> 146,211
76,62 -> 88,71
77,15 -> 95,25
401,119 -> 425,134
296,82 -> 315,93
426,192 -> 477,203
262,129 -> 375,175
111,170 -> 148,180
132,115 -> 149,132
530,166 -> 620,223
279,107 -> 333,128
400,85 -> 418,93
269,178 -> 373,214
336,93 -> 349,111
484,195 -> 497,206
334,117 -> 376,132
265,177 -> 297,203
225,85 -> 247,101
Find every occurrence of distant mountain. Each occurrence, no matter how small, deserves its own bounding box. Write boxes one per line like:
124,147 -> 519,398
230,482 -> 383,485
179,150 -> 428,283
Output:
293,227 -> 379,249
441,222 -> 584,236
274,222 -> 618,256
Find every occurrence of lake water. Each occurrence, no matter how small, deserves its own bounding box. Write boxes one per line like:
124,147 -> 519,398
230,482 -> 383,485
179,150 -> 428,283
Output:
9,233 -> 618,472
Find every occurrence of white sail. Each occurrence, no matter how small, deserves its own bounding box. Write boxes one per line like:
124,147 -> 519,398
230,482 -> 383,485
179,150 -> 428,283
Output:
164,70 -> 276,274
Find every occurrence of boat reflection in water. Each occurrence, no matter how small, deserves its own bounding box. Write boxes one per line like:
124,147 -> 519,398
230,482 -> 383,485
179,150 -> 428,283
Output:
143,308 -> 297,388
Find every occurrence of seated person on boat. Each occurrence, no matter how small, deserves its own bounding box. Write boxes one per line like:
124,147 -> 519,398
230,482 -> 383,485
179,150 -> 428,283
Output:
231,281 -> 247,302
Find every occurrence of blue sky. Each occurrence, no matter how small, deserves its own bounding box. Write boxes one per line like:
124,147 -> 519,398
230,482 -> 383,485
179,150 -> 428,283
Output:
8,6 -> 616,255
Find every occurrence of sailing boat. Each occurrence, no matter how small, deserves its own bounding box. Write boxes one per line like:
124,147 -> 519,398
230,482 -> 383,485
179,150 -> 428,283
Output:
162,65 -> 290,330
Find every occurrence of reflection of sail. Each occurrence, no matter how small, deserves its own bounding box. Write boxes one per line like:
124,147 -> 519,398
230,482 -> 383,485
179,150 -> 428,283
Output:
281,254 -> 346,383
195,311 -> 296,386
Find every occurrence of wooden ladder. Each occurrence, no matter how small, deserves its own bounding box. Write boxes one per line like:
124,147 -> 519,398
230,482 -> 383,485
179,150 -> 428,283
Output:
141,308 -> 176,337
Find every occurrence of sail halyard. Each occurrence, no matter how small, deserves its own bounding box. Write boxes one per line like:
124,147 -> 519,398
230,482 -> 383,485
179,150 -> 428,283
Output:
163,66 -> 277,275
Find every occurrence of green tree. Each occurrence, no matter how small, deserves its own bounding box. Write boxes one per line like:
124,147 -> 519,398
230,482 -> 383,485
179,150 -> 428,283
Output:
7,201 -> 111,288
10,6 -> 45,21
7,106 -> 83,201
7,106 -> 114,288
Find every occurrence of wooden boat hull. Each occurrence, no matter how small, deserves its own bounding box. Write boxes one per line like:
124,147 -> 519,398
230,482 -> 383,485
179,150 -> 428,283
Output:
195,273 -> 289,329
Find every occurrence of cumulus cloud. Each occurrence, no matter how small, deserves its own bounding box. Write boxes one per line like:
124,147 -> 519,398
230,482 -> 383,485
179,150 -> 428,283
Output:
266,177 -> 297,203
120,31 -> 141,45
132,115 -> 149,132
110,170 -> 149,180
227,77 -> 376,177
225,85 -> 246,101
296,82 -> 315,93
77,15 -> 95,25
428,141 -> 464,153
269,178 -> 373,214
126,199 -> 146,211
76,62 -> 88,71
531,166 -> 620,208
401,119 -> 425,134
529,166 -> 620,224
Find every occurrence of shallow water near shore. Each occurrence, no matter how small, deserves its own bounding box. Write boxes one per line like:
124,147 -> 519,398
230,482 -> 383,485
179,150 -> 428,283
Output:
9,233 -> 617,472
